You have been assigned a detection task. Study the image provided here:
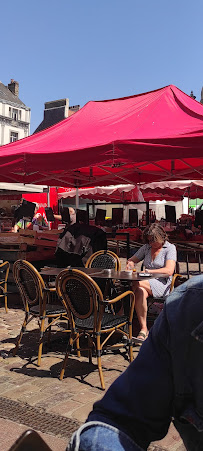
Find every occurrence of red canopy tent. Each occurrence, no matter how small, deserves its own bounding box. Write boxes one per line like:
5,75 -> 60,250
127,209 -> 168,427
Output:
1,85 -> 203,186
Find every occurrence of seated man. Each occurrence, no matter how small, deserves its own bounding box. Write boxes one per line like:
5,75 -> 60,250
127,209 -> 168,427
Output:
68,275 -> 203,451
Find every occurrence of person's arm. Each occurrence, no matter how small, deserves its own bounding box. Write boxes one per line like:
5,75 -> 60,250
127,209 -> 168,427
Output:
145,259 -> 175,276
126,245 -> 146,269
12,223 -> 19,233
126,256 -> 140,269
54,214 -> 62,221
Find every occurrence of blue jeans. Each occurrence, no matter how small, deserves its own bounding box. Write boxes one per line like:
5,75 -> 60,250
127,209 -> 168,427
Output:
68,421 -> 143,451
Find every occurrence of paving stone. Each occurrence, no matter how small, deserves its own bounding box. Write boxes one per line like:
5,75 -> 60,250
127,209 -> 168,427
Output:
2,382 -> 41,399
0,382 -> 18,395
60,377 -> 89,394
31,377 -> 63,389
34,391 -> 74,409
71,401 -> 94,422
71,389 -> 101,404
19,390 -> 56,406
47,399 -> 81,416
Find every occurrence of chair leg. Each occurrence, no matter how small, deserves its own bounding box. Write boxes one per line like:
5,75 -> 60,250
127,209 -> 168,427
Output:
96,335 -> 105,390
59,336 -> 74,381
12,313 -> 29,356
88,335 -> 92,364
128,322 -> 134,363
4,294 -> 8,313
37,317 -> 46,366
4,283 -> 8,313
47,317 -> 52,346
76,333 -> 81,358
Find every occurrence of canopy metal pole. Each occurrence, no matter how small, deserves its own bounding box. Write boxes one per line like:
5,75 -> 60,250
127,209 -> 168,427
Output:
188,187 -> 190,213
76,187 -> 79,210
47,187 -> 50,207
47,187 -> 51,230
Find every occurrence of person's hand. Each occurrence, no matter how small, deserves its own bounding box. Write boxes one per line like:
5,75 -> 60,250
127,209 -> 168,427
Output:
126,260 -> 135,270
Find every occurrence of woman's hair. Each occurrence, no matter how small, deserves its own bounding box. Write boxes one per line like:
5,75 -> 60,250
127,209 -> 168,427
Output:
142,223 -> 168,244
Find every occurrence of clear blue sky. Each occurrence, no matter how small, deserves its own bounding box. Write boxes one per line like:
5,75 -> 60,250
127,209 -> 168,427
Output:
1,0 -> 203,133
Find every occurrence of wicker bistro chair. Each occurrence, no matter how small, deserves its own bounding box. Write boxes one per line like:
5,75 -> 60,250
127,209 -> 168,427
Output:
85,250 -> 121,271
0,261 -> 10,313
55,268 -> 135,390
85,250 -> 121,301
12,260 -> 68,366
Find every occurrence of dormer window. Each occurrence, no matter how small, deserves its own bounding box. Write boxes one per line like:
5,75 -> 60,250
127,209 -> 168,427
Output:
12,109 -> 18,121
10,131 -> 18,142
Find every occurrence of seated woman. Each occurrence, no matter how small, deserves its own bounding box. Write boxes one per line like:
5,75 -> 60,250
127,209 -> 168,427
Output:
126,223 -> 176,343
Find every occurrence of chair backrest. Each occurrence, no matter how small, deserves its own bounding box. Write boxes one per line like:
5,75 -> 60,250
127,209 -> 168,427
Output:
9,429 -> 52,451
170,273 -> 188,292
85,250 -> 121,270
0,261 -> 10,282
13,260 -> 45,310
56,269 -> 103,330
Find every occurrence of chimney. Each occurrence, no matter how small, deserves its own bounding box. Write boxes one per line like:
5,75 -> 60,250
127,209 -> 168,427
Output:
190,90 -> 196,100
200,87 -> 203,105
8,79 -> 19,97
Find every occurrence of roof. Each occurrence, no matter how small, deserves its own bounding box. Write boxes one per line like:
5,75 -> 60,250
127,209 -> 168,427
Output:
34,103 -> 79,133
0,81 -> 27,108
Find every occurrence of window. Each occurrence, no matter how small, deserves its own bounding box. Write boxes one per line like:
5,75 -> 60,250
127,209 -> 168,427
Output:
10,131 -> 18,143
12,109 -> 18,121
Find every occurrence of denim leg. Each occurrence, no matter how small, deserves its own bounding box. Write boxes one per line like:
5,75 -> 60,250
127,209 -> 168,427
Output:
68,421 -> 144,451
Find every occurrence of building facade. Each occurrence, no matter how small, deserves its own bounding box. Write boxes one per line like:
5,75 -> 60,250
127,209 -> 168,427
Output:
0,79 -> 30,145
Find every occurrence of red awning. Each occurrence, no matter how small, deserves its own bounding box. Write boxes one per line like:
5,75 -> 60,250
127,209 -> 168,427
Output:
1,85 -> 203,186
57,184 -> 144,202
141,180 -> 203,200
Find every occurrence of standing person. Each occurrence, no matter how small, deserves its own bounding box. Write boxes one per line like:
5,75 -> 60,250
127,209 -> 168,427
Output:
32,205 -> 48,230
54,207 -> 76,225
126,223 -> 176,343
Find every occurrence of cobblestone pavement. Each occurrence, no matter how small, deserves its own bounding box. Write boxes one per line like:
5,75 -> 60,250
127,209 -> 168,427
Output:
0,304 -> 186,450
0,258 -> 193,450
